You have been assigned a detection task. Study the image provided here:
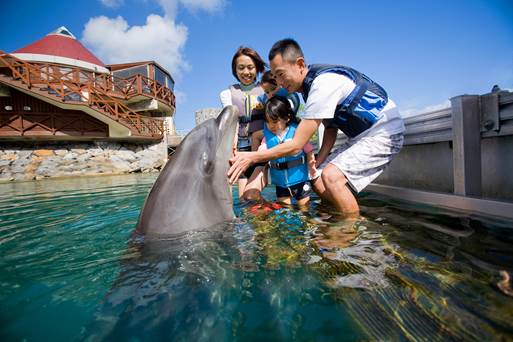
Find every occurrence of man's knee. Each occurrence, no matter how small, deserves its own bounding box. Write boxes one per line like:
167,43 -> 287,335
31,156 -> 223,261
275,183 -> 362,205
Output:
321,164 -> 347,186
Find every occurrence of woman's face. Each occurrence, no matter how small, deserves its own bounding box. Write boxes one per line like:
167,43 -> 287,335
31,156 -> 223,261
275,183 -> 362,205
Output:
235,55 -> 257,85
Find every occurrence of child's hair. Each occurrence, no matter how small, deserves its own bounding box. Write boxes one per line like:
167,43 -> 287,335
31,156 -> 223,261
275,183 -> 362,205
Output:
261,70 -> 277,86
265,96 -> 299,124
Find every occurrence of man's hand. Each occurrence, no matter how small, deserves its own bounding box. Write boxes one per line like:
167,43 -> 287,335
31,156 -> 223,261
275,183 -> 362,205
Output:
228,151 -> 255,184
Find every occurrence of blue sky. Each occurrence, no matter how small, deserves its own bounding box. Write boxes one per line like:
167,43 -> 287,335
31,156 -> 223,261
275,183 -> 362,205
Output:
1,0 -> 512,132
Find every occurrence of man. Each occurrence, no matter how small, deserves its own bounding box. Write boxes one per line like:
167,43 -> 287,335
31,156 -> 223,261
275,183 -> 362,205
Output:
228,38 -> 405,217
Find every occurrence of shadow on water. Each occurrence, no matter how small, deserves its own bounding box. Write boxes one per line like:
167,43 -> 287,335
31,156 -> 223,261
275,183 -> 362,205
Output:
0,174 -> 512,341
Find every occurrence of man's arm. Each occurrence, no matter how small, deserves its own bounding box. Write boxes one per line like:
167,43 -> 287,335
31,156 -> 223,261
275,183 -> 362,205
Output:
228,119 -> 322,183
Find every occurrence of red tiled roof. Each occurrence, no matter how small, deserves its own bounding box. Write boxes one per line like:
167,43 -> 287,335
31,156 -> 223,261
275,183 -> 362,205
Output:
14,33 -> 105,67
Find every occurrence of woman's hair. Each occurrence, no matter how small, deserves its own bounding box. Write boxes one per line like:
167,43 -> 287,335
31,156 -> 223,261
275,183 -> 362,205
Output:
265,96 -> 299,124
261,70 -> 277,86
231,46 -> 266,81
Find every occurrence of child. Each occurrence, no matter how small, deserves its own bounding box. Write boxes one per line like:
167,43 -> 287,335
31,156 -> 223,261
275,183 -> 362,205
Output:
259,96 -> 317,206
251,71 -> 300,151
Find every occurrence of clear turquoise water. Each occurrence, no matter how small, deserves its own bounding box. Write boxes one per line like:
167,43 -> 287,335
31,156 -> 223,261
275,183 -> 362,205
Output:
0,174 -> 512,341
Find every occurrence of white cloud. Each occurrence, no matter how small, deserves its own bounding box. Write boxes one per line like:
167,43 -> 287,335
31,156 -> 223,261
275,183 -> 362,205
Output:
178,0 -> 225,13
173,89 -> 187,104
156,0 -> 225,19
99,0 -> 124,8
401,100 -> 451,118
82,0 -> 225,101
82,15 -> 189,78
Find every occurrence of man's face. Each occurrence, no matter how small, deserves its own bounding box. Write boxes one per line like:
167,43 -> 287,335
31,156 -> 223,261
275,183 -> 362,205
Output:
269,54 -> 306,93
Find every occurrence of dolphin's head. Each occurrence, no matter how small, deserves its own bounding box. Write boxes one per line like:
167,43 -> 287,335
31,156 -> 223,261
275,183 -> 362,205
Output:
136,106 -> 239,237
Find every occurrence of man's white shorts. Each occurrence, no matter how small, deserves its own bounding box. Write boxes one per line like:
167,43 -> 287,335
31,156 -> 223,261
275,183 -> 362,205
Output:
318,131 -> 404,193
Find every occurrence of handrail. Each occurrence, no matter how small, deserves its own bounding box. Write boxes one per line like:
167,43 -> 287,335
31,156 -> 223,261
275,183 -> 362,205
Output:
0,51 -> 165,138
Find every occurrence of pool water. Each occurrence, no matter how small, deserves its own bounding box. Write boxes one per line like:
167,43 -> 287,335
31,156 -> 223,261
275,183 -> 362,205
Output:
0,174 -> 512,341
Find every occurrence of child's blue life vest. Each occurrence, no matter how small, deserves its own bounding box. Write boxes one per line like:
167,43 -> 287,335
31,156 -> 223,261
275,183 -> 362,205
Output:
302,64 -> 388,138
264,122 -> 309,188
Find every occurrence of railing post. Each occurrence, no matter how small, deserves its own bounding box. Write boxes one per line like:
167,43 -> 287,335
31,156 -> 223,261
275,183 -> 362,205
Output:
137,75 -> 142,95
25,65 -> 31,88
450,95 -> 482,196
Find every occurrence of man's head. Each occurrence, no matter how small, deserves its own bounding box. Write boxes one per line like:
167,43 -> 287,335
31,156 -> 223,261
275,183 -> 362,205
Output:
268,38 -> 307,93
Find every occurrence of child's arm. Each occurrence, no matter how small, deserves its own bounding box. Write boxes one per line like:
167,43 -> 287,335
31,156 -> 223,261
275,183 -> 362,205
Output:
305,150 -> 318,180
302,142 -> 318,179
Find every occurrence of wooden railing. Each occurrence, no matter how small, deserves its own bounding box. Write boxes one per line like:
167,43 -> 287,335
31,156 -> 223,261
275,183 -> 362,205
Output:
91,73 -> 175,108
0,51 -> 168,138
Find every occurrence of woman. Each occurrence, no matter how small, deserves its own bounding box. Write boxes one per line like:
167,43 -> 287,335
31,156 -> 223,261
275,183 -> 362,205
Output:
220,46 -> 267,200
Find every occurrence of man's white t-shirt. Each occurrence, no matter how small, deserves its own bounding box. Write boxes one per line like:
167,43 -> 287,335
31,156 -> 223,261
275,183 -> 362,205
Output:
302,73 -> 405,138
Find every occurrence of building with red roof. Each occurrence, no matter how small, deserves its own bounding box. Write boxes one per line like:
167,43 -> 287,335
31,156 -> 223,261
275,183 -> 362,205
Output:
0,26 -> 176,141
0,26 -> 180,181
12,27 -> 109,73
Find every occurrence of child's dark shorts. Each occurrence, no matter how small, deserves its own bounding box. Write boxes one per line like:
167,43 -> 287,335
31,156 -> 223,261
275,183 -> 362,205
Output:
275,181 -> 312,201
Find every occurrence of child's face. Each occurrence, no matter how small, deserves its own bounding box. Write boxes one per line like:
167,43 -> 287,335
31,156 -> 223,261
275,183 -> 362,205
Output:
261,81 -> 279,99
266,117 -> 289,135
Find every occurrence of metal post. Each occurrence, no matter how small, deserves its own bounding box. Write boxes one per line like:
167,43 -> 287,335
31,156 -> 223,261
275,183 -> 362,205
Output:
450,95 -> 482,196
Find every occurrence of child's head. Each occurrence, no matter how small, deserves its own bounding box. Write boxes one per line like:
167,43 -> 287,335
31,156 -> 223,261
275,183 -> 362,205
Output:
261,70 -> 279,99
264,95 -> 298,134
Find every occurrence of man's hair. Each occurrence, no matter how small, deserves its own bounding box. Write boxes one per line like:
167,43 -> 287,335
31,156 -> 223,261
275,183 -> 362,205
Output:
268,38 -> 304,62
231,46 -> 266,81
265,96 -> 299,124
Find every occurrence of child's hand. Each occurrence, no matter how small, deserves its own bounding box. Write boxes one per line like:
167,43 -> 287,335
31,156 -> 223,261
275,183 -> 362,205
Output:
308,158 -> 319,179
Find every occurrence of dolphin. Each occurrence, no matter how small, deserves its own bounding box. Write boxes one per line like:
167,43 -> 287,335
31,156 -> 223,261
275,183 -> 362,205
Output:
136,105 -> 239,236
81,106 -> 239,341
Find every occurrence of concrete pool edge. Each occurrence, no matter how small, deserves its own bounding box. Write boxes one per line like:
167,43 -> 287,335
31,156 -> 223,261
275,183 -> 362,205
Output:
367,183 -> 513,221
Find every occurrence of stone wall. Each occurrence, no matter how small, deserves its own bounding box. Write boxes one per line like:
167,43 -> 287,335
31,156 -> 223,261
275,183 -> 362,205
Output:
195,108 -> 221,125
0,140 -> 167,182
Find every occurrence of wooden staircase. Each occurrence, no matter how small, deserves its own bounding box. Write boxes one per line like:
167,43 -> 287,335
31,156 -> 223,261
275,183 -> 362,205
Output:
0,51 -> 165,139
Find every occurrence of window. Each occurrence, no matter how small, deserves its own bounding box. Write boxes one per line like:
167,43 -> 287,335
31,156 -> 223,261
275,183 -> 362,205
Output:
154,66 -> 174,91
112,65 -> 148,79
154,66 -> 167,87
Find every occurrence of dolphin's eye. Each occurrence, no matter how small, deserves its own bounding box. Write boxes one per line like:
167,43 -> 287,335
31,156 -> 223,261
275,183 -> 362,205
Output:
201,151 -> 214,175
202,151 -> 208,166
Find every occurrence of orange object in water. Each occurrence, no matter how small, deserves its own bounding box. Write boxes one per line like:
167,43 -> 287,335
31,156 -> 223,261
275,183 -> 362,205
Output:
249,202 -> 282,215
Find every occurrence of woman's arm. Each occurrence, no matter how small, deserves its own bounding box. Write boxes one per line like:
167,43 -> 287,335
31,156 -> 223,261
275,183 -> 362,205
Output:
220,89 -> 232,107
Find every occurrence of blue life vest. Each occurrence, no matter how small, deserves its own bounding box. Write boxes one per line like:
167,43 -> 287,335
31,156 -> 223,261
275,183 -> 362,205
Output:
302,64 -> 388,138
264,122 -> 309,188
